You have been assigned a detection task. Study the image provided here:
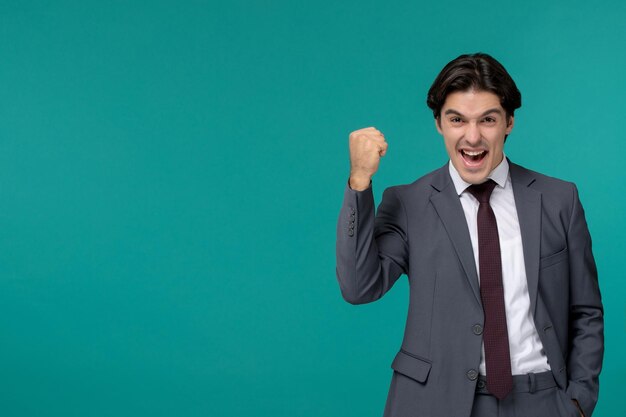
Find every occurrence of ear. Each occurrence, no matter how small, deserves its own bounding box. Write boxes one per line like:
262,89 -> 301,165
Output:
506,115 -> 514,134
435,117 -> 443,135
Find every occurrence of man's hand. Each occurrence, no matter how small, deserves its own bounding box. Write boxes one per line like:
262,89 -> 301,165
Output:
349,127 -> 388,191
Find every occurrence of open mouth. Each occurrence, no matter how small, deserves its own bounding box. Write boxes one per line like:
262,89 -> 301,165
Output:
460,149 -> 488,166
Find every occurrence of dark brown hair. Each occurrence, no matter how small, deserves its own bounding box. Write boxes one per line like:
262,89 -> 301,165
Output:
427,53 -> 521,120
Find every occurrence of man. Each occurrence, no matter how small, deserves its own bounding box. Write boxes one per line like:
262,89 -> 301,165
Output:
336,53 -> 603,417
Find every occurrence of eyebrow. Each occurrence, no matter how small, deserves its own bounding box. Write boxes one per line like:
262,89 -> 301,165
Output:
443,108 -> 504,117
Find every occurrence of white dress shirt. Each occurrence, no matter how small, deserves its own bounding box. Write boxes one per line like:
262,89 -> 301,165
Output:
448,156 -> 550,375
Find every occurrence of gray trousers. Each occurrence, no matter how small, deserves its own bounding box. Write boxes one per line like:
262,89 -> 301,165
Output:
470,372 -> 582,417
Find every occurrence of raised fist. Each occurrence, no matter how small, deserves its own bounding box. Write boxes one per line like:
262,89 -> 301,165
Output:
348,127 -> 388,191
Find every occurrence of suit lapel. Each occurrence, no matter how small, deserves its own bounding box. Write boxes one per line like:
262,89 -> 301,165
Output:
429,166 -> 482,306
509,161 -> 542,315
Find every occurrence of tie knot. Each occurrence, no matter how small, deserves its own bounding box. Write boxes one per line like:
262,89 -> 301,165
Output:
468,179 -> 497,203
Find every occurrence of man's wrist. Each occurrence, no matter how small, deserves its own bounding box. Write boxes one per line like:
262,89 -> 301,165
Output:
348,174 -> 372,191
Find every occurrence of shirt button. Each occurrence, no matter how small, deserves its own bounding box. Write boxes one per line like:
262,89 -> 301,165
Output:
472,324 -> 483,335
466,369 -> 478,381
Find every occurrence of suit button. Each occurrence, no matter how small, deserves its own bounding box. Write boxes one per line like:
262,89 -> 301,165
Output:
348,230 -> 354,237
350,214 -> 355,221
477,380 -> 486,389
350,208 -> 355,215
466,369 -> 478,381
472,324 -> 483,335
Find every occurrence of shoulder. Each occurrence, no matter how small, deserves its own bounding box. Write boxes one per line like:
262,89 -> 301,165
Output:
509,161 -> 578,206
384,164 -> 448,197
510,161 -> 575,188
379,164 -> 449,213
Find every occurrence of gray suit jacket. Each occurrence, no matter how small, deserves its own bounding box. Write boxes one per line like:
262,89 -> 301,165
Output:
336,161 -> 603,417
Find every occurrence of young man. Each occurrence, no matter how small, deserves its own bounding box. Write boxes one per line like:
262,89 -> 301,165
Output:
336,53 -> 603,417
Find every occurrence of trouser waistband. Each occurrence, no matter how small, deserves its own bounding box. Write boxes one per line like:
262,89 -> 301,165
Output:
475,371 -> 556,394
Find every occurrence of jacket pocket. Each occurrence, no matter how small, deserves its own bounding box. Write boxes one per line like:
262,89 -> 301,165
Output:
540,247 -> 569,269
391,349 -> 432,383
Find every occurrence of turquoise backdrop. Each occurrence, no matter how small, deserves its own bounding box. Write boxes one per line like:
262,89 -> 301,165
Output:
1,1 -> 623,416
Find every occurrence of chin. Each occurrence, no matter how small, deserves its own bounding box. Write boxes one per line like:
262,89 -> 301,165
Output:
453,162 -> 489,184
459,170 -> 489,184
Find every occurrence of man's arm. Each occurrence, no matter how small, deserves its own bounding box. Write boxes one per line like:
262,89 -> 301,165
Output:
335,127 -> 408,304
565,185 -> 604,417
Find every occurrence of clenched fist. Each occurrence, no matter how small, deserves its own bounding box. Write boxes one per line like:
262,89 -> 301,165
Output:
349,127 -> 388,191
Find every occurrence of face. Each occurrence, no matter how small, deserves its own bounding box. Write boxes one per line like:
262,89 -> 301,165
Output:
436,89 -> 514,184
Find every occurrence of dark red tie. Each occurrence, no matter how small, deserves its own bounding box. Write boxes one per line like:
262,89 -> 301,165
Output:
468,180 -> 513,400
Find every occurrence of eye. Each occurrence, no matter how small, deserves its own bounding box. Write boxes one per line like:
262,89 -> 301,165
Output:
481,116 -> 497,124
450,117 -> 463,124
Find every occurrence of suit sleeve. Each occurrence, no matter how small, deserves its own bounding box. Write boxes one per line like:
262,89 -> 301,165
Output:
565,184 -> 604,417
335,183 -> 409,305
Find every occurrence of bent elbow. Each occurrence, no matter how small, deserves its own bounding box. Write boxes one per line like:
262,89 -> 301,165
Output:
336,270 -> 381,305
340,290 -> 374,305
336,267 -> 383,305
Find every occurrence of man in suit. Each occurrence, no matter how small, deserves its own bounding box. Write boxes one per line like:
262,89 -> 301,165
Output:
336,53 -> 603,417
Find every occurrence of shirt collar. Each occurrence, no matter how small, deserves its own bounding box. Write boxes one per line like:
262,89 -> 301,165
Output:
448,154 -> 509,196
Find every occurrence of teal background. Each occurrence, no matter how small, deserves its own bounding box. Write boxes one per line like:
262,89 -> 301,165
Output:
0,1 -> 623,416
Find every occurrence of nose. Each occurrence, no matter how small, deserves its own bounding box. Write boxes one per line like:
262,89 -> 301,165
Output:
465,122 -> 481,144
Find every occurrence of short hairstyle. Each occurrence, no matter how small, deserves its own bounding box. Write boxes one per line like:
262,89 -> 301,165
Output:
426,53 -> 522,120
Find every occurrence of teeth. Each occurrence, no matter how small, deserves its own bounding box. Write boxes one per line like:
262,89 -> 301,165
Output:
463,150 -> 485,156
